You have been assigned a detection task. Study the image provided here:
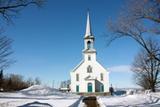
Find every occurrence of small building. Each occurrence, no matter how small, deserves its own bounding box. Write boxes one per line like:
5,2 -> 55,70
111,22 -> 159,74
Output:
70,12 -> 109,93
59,80 -> 70,92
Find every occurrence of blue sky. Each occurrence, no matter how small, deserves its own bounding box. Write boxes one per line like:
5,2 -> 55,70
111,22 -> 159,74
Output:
4,0 -> 141,88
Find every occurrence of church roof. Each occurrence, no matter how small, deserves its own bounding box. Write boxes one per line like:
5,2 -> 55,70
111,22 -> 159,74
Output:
85,75 -> 97,80
83,48 -> 96,53
71,60 -> 84,72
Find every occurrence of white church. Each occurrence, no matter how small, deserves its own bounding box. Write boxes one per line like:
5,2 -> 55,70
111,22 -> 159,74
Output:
70,12 -> 109,93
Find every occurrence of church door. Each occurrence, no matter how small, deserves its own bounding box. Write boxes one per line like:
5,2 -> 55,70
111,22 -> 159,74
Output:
100,84 -> 104,92
87,83 -> 92,92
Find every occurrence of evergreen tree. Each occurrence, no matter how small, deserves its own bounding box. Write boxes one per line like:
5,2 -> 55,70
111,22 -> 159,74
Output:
0,70 -> 3,88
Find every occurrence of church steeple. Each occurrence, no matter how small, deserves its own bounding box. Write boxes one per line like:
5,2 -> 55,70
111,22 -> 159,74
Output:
85,11 -> 92,37
83,11 -> 96,61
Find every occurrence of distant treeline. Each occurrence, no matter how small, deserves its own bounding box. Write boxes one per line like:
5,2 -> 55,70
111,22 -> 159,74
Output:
0,70 -> 41,92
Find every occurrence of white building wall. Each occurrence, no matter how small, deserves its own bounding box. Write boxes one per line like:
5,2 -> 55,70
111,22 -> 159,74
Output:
83,52 -> 96,61
70,59 -> 109,93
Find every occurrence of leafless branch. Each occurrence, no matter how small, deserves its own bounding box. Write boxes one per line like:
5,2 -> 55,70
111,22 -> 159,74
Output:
0,0 -> 45,23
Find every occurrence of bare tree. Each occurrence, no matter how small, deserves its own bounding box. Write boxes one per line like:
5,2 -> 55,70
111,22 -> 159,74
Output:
122,0 -> 160,34
2,73 -> 29,91
0,36 -> 13,70
132,39 -> 160,92
0,0 -> 44,23
60,80 -> 70,89
107,0 -> 160,62
107,1 -> 160,91
125,0 -> 160,23
0,0 -> 45,70
26,77 -> 34,86
35,77 -> 41,85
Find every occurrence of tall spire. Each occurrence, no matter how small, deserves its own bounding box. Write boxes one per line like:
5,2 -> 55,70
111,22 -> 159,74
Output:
85,11 -> 92,37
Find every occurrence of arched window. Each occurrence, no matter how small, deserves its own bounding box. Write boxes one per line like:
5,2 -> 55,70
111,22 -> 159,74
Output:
87,41 -> 91,49
100,73 -> 103,81
87,65 -> 92,73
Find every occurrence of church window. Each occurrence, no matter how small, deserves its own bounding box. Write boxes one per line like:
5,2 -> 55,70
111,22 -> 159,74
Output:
76,74 -> 79,81
87,41 -> 91,49
88,55 -> 91,61
76,85 -> 79,92
87,66 -> 92,73
100,73 -> 103,81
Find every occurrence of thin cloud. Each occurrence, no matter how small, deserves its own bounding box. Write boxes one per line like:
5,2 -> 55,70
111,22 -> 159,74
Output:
108,65 -> 131,72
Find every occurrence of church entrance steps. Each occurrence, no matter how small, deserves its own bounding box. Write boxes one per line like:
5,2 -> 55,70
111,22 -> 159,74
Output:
82,96 -> 100,107
77,92 -> 110,96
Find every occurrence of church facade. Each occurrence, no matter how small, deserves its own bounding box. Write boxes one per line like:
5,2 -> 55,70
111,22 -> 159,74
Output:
70,12 -> 109,93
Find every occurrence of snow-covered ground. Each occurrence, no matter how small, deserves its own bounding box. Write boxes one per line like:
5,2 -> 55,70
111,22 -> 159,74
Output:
0,86 -> 160,107
0,85 -> 80,107
98,91 -> 160,107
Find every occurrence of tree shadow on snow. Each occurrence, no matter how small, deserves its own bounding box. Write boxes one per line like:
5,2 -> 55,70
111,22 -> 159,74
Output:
18,101 -> 53,107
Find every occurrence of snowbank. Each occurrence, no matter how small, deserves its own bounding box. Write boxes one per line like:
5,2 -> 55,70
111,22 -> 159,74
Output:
21,85 -> 59,96
98,92 -> 160,107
